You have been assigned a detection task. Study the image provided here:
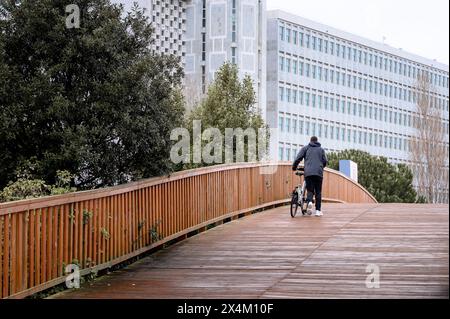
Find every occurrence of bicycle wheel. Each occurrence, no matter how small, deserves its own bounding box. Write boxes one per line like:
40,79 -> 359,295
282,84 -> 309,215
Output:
290,190 -> 299,218
300,192 -> 307,215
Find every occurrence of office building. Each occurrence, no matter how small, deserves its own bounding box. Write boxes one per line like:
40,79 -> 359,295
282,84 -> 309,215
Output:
184,0 -> 267,117
266,10 -> 449,169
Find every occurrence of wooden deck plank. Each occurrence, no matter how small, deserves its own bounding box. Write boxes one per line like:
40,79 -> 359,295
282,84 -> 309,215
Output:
50,203 -> 449,299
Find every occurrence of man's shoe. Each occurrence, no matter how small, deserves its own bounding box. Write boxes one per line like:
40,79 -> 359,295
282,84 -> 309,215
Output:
306,202 -> 313,215
315,210 -> 323,217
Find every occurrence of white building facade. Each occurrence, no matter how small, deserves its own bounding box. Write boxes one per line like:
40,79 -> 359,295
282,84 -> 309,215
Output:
183,0 -> 267,117
266,10 -> 449,168
115,0 -> 186,60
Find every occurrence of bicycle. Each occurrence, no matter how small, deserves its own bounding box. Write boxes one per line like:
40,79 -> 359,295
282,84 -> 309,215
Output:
290,167 -> 310,218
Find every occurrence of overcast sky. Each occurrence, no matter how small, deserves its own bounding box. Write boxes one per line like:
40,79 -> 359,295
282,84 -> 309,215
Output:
267,0 -> 449,65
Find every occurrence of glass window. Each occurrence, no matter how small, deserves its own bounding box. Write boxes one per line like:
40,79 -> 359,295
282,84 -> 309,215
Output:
305,63 -> 310,77
293,119 -> 297,133
293,30 -> 297,44
293,90 -> 297,103
312,94 -> 316,107
312,36 -> 317,50
299,32 -> 304,46
279,26 -> 285,41
305,92 -> 310,106
279,56 -> 284,71
286,88 -> 291,102
279,87 -> 284,101
286,118 -> 291,132
286,58 -> 291,73
305,34 -> 310,48
318,66 -> 322,80
312,65 -> 316,79
299,62 -> 304,75
278,116 -> 284,131
279,146 -> 283,160
330,98 -> 334,111
293,60 -> 297,74
286,28 -> 291,43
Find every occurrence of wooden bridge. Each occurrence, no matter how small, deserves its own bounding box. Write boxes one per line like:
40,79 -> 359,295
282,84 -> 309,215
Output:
0,163 -> 448,299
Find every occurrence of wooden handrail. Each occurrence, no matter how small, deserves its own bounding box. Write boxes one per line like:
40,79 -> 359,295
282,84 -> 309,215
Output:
0,162 -> 376,298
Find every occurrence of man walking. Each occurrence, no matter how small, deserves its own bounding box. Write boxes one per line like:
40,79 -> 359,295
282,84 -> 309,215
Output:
292,136 -> 328,217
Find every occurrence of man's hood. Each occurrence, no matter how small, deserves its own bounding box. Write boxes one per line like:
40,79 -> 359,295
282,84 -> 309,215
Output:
309,141 -> 321,147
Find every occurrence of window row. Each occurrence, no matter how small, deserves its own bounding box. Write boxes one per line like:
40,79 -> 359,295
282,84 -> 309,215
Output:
279,86 -> 416,127
278,115 -> 416,153
278,25 -> 449,89
278,56 -> 449,111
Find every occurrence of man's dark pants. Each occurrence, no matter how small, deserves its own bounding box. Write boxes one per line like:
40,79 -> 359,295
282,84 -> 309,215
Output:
305,175 -> 323,211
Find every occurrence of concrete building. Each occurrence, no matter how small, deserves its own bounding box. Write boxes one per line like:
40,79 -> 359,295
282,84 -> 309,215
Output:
266,10 -> 449,169
115,0 -> 186,60
183,0 -> 267,117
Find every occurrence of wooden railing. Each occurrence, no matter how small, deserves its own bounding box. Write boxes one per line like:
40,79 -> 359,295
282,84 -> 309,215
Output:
0,162 -> 376,298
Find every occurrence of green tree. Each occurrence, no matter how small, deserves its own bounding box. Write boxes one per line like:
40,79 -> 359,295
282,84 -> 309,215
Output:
0,0 -> 184,190
184,62 -> 268,168
327,149 -> 419,203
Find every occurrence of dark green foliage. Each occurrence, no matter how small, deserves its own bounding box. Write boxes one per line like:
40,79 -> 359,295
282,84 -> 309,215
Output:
327,149 -> 419,203
0,0 -> 184,191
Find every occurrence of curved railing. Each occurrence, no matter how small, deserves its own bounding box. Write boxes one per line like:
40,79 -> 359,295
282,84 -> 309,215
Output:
0,162 -> 376,298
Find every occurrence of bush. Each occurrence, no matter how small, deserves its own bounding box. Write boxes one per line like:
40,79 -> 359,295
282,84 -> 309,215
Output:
327,149 -> 419,203
0,170 -> 75,203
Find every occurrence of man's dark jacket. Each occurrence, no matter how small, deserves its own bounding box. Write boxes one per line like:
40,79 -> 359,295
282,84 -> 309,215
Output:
292,142 -> 328,178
